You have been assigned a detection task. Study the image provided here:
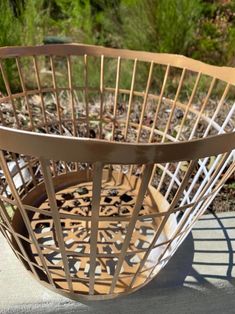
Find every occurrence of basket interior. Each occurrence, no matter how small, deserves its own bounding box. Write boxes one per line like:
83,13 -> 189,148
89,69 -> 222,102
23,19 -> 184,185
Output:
0,51 -> 234,144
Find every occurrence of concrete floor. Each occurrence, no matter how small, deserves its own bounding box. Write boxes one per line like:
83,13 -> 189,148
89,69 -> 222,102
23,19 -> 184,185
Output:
1,212 -> 235,314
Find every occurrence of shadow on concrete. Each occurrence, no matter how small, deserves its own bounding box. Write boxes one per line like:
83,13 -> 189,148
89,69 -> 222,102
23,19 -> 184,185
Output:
135,229 -> 195,295
151,212 -> 235,289
185,212 -> 235,287
82,213 -> 235,314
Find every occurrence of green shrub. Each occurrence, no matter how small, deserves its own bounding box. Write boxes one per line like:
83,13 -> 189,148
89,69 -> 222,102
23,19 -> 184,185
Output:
50,0 -> 94,43
0,0 -> 49,92
120,0 -> 201,55
191,1 -> 235,65
1,0 -> 235,93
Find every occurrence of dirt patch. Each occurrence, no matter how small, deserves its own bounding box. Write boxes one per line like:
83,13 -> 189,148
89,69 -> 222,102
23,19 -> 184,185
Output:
208,172 -> 235,213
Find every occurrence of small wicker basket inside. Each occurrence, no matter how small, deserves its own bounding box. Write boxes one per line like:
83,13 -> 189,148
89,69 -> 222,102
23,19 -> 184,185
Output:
0,44 -> 234,301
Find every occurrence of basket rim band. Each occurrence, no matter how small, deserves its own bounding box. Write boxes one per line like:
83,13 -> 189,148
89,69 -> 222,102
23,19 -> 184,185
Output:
0,126 -> 234,164
0,44 -> 235,85
0,44 -> 234,164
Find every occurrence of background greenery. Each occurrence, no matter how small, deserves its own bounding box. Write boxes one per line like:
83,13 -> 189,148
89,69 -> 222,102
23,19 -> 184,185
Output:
1,0 -> 235,65
1,0 -> 235,92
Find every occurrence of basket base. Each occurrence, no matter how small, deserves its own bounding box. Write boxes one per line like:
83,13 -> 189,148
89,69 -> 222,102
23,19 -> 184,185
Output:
12,169 -> 176,300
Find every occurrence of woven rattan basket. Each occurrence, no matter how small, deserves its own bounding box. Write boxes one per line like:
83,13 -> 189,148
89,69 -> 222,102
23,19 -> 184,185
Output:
0,44 -> 234,301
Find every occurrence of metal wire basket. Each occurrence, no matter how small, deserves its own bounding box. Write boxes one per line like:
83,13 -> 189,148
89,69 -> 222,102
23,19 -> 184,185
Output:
0,44 -> 234,301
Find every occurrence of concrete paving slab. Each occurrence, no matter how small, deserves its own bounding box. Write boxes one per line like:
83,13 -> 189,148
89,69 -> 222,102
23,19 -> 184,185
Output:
1,212 -> 235,314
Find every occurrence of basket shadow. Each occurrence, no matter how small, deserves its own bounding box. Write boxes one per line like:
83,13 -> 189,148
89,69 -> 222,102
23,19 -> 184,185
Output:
187,212 -> 235,286
133,212 -> 235,296
81,212 -> 235,313
133,229 -> 195,295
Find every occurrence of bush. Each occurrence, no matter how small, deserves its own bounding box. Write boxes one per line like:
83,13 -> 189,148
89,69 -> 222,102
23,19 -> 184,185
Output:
1,0 -> 235,92
120,0 -> 201,55
0,0 -> 49,92
191,1 -> 235,65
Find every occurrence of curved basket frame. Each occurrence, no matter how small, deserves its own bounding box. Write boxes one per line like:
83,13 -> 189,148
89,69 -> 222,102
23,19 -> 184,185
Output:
0,44 -> 234,163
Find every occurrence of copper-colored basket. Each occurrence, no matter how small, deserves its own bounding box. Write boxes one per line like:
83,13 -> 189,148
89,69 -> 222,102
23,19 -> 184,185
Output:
0,44 -> 234,301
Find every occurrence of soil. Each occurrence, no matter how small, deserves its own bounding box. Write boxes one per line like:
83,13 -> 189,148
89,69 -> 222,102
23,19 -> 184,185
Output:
208,171 -> 235,213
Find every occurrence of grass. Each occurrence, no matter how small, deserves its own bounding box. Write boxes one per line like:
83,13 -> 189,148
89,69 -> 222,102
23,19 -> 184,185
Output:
228,182 -> 235,190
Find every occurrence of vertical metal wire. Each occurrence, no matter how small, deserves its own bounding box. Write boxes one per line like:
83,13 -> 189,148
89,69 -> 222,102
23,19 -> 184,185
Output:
161,68 -> 186,143
67,56 -> 77,137
148,64 -> 170,143
124,58 -> 137,140
99,55 -> 104,139
0,60 -> 20,127
84,54 -> 90,136
111,57 -> 121,140
89,162 -> 103,295
15,57 -> 35,131
189,77 -> 217,139
40,157 -> 73,292
145,64 -> 170,186
136,61 -> 154,142
203,83 -> 230,137
129,61 -> 154,178
32,56 -> 49,132
50,56 -> 67,174
109,163 -> 154,294
175,72 -> 201,140
49,56 -> 63,134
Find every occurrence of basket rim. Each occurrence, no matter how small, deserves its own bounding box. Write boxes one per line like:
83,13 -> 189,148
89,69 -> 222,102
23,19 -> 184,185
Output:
0,126 -> 234,164
0,44 -> 234,163
1,43 -> 235,84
